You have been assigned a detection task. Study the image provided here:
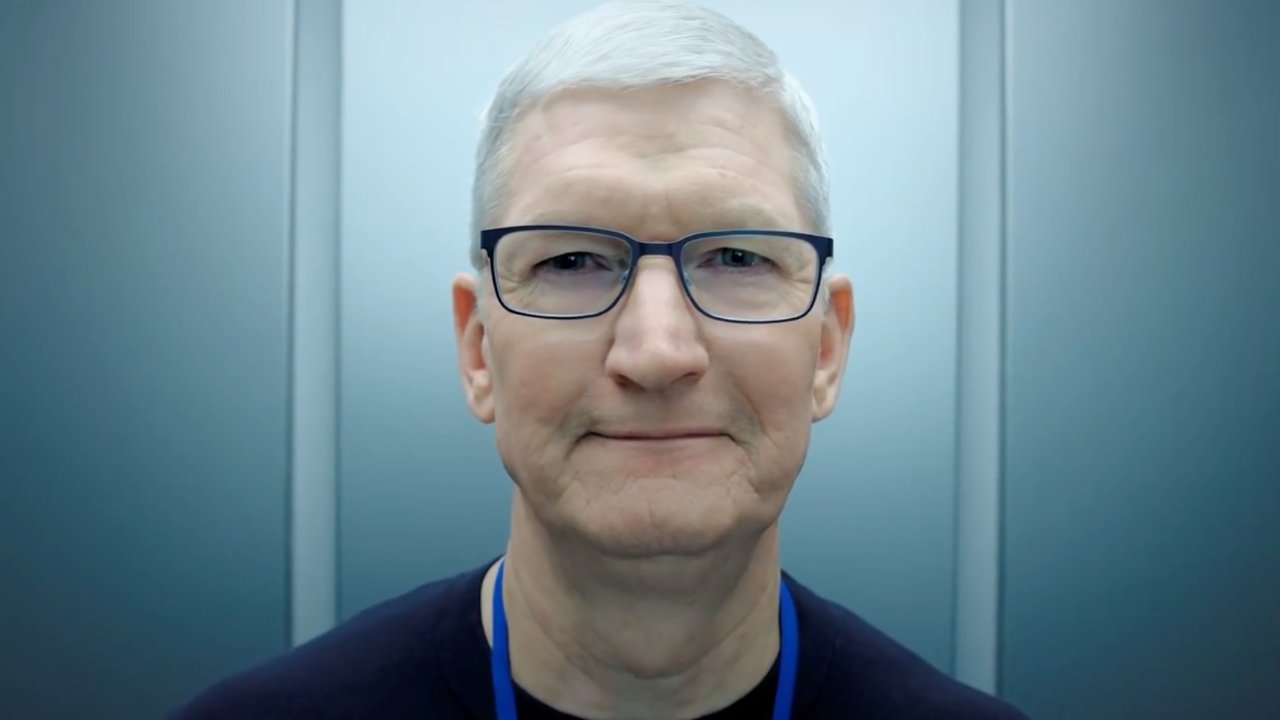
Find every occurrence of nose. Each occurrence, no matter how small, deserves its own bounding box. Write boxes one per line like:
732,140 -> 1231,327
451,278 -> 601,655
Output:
604,257 -> 710,392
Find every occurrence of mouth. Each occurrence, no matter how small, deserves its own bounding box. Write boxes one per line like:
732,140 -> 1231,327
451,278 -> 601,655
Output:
587,430 -> 726,442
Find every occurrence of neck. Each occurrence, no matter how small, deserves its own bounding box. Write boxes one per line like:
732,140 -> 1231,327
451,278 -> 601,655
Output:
481,494 -> 782,719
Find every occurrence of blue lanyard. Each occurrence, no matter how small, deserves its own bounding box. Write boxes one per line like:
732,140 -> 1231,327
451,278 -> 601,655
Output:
490,560 -> 799,720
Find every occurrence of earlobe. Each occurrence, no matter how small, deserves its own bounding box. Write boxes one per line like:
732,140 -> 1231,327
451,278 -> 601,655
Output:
452,273 -> 496,424
812,275 -> 855,421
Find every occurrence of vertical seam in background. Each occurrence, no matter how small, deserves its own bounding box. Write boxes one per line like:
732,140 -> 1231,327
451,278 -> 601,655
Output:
288,0 -> 341,646
282,0 -> 300,652
333,0 -> 345,625
952,0 -> 1006,694
995,0 -> 1010,697
948,0 -> 963,680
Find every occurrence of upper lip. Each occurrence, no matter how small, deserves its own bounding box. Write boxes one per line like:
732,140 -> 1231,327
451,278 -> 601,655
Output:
591,429 -> 724,440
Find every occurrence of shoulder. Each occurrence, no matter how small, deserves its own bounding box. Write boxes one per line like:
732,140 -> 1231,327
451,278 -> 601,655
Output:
166,563 -> 490,720
785,573 -> 1029,720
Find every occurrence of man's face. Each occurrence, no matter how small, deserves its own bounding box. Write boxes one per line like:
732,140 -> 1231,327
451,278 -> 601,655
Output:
453,80 -> 854,558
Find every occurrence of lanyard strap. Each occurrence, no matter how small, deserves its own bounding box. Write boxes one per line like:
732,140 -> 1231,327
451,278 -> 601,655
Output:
490,560 -> 799,720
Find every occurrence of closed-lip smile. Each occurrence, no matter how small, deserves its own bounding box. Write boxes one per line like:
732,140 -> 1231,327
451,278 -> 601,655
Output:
590,429 -> 724,440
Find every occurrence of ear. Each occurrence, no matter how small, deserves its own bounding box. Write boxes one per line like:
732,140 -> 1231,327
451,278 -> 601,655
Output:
812,274 -> 855,421
452,272 -> 495,423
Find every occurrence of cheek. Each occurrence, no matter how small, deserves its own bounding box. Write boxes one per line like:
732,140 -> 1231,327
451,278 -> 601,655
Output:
724,332 -> 820,460
488,324 -> 604,468
750,371 -> 815,453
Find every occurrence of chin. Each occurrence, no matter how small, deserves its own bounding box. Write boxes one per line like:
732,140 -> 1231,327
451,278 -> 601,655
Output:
566,489 -> 758,560
580,527 -> 728,560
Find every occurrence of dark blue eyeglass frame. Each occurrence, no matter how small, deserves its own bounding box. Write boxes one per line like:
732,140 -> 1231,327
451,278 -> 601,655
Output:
479,224 -> 834,324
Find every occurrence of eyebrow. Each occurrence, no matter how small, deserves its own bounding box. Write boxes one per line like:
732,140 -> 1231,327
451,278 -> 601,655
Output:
518,202 -> 794,236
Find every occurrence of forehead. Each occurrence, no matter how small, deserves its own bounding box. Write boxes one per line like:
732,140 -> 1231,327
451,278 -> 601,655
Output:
500,80 -> 804,234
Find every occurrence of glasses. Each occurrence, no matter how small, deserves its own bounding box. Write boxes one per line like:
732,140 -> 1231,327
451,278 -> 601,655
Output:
479,225 -> 834,324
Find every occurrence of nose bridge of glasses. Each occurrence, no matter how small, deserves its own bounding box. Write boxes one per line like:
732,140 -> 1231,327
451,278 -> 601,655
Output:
632,239 -> 682,260
614,238 -> 681,284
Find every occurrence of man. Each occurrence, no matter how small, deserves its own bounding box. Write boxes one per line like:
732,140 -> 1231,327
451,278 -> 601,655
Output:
173,2 -> 1027,718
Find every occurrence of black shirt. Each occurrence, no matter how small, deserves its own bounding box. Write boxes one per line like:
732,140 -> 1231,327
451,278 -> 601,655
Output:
170,560 -> 1028,719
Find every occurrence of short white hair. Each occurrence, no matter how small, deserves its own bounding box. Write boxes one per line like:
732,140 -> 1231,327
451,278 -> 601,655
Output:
468,0 -> 831,270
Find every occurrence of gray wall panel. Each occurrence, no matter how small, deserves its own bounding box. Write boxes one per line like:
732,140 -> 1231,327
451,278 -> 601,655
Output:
339,0 -> 963,671
0,2 -> 292,717
1001,1 -> 1280,717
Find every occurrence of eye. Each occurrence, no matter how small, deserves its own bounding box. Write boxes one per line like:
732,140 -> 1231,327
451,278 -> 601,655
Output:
535,251 -> 616,274
548,253 -> 590,271
716,247 -> 762,267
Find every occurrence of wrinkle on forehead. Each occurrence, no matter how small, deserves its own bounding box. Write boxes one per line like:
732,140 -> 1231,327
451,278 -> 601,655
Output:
514,169 -> 795,238
500,80 -> 803,236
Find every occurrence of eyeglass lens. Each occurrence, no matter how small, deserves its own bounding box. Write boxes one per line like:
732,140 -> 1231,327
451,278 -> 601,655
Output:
492,229 -> 820,321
